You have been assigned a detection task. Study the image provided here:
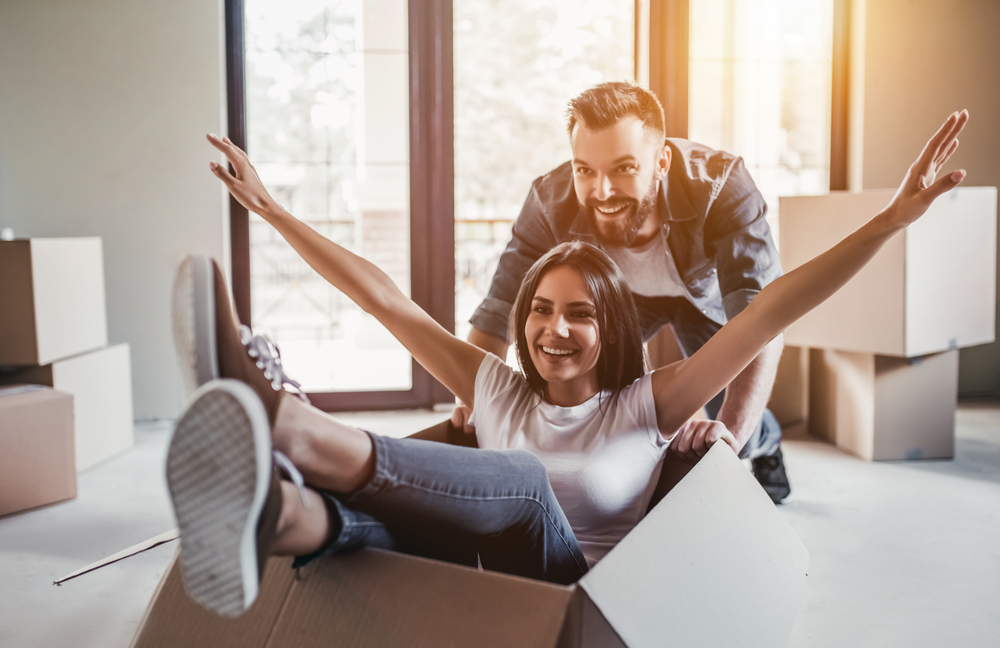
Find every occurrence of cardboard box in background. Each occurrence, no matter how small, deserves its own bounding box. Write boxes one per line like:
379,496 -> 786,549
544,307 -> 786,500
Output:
809,349 -> 958,461
0,238 -> 108,366
127,444 -> 809,648
769,345 -> 810,437
0,344 -> 134,471
780,188 -> 997,357
0,385 -> 76,516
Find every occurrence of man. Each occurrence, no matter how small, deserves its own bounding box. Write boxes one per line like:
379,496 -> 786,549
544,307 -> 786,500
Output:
458,81 -> 790,503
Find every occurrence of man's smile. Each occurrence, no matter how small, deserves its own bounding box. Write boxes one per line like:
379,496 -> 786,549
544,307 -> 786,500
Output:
592,201 -> 633,217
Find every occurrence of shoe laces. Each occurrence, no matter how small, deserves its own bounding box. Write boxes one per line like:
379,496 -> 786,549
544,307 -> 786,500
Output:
240,325 -> 310,404
272,449 -> 310,507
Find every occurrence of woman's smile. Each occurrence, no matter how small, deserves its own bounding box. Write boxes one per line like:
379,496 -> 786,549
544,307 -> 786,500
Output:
539,345 -> 578,358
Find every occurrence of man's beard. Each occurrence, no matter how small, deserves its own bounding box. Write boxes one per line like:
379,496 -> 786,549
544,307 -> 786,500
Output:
585,176 -> 659,247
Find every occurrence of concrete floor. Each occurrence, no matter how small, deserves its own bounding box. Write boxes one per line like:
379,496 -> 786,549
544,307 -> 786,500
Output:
1,405 -> 998,647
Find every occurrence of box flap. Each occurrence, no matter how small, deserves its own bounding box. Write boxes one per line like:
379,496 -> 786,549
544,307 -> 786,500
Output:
266,548 -> 574,648
579,443 -> 808,648
130,551 -> 298,648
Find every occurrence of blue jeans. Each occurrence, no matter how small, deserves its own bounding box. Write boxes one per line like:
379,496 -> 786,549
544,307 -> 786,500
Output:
294,433 -> 589,585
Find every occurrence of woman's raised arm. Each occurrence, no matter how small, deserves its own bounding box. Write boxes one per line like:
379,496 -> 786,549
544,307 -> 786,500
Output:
651,110 -> 970,437
207,134 -> 486,408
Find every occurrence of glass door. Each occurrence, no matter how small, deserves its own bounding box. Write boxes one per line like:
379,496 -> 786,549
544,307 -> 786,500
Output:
243,0 -> 414,395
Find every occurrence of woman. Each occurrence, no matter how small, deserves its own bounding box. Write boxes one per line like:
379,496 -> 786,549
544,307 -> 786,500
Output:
168,110 -> 968,617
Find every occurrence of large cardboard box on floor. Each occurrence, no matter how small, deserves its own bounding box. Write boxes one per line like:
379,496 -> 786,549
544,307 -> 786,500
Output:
0,385 -> 76,516
809,348 -> 958,461
779,188 -> 997,357
0,238 -> 108,366
128,444 -> 808,648
0,344 -> 133,471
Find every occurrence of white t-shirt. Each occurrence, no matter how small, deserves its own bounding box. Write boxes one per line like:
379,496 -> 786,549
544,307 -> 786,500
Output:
470,354 -> 670,567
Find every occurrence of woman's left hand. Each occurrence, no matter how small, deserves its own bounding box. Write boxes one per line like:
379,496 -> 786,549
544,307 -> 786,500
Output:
884,110 -> 969,228
206,133 -> 281,218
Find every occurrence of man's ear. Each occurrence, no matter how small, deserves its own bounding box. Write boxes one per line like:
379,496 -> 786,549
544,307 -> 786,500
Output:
655,143 -> 671,181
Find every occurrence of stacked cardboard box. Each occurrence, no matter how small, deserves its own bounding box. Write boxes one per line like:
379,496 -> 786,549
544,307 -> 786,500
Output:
0,238 -> 134,472
777,188 -> 997,460
0,385 -> 76,516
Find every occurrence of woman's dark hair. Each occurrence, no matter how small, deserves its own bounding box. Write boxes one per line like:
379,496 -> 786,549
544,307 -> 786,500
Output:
511,241 -> 647,400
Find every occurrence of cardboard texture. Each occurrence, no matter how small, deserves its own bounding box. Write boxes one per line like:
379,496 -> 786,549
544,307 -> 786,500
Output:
0,385 -> 76,516
809,349 -> 958,461
779,188 -> 997,357
0,238 -> 108,366
0,344 -> 134,471
768,345 -> 810,435
129,443 -> 808,648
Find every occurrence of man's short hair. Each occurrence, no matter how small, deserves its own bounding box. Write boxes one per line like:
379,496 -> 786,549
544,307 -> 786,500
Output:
566,82 -> 666,141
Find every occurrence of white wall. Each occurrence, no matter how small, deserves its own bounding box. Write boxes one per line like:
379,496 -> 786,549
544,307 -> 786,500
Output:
855,0 -> 1000,396
0,0 -> 230,419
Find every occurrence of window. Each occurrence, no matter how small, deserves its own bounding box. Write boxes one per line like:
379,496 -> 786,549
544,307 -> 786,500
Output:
228,0 -> 453,410
688,0 -> 835,241
453,1 -> 635,344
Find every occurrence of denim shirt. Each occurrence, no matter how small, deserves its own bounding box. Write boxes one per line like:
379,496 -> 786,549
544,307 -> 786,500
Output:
469,138 -> 783,343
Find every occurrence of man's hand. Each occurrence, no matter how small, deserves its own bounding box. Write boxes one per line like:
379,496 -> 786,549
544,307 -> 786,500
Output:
450,402 -> 476,435
668,419 -> 737,465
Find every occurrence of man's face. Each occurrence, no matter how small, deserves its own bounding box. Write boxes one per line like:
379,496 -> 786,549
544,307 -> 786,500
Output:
570,117 -> 670,247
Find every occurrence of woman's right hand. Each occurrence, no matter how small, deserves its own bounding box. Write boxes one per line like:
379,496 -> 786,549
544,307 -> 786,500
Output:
207,133 -> 283,219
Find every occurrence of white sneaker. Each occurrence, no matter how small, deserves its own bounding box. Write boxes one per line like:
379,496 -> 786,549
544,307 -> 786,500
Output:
166,379 -> 282,617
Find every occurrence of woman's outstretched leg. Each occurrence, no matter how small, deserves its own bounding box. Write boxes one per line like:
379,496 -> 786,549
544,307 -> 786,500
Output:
272,480 -> 478,569
269,393 -> 375,493
169,380 -> 586,618
270,395 -> 587,583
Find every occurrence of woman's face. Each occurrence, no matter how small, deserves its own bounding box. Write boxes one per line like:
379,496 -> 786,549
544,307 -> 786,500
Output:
524,265 -> 602,405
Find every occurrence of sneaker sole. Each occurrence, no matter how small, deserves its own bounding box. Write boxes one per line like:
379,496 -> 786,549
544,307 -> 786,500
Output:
166,380 -> 272,617
172,256 -> 219,395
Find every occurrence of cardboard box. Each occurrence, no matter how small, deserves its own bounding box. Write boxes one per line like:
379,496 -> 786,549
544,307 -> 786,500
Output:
0,238 -> 108,366
768,345 -> 810,436
809,348 -> 958,461
779,188 -> 997,357
127,444 -> 809,647
0,385 -> 76,516
0,344 -> 134,471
